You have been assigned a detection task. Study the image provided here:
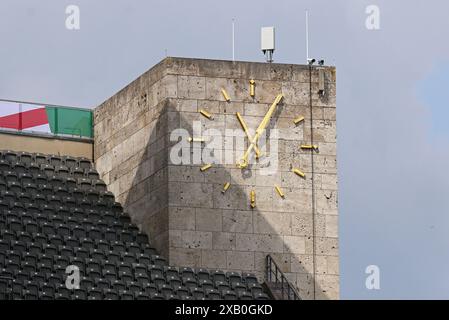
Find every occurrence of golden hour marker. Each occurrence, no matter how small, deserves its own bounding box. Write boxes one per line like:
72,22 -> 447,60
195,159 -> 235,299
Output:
221,89 -> 231,102
293,116 -> 304,124
292,168 -> 305,178
188,137 -> 206,143
199,109 -> 213,120
300,144 -> 318,151
275,185 -> 285,198
250,190 -> 256,208
200,164 -> 212,172
249,79 -> 256,97
222,182 -> 230,193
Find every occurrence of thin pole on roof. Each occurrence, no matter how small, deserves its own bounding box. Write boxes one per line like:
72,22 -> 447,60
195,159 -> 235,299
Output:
305,10 -> 310,63
232,18 -> 235,61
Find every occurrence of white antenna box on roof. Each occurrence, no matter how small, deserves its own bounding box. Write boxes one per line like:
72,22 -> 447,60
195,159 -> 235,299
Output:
261,27 -> 275,62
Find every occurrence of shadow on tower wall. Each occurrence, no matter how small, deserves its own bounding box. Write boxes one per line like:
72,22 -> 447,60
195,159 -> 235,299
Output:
121,98 -> 334,300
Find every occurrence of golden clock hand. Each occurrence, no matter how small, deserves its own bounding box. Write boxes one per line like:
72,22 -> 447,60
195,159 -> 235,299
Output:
237,94 -> 283,168
238,94 -> 283,168
255,94 -> 283,136
236,112 -> 261,158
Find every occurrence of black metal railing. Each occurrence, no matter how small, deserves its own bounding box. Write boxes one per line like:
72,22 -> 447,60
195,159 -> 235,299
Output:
0,276 -> 14,300
266,255 -> 301,300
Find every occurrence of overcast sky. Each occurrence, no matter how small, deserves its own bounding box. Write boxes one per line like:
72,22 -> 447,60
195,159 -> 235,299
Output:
1,0 -> 449,299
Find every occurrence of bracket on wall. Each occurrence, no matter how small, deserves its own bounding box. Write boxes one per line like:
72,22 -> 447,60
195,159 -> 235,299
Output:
318,68 -> 325,96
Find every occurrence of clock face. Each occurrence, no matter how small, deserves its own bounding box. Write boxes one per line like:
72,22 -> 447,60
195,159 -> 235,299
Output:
194,80 -> 315,209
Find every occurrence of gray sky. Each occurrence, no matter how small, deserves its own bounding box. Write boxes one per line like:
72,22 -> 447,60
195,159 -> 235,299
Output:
1,0 -> 449,299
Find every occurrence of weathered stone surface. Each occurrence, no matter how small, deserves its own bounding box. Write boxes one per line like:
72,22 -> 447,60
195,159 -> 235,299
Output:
94,57 -> 338,300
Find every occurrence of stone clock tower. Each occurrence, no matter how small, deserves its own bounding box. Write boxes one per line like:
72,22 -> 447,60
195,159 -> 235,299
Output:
94,57 -> 338,299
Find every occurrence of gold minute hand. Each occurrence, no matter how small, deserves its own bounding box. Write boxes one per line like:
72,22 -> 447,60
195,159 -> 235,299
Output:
237,94 -> 283,168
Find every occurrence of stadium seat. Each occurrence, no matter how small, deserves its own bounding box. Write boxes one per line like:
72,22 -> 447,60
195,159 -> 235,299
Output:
182,277 -> 198,289
69,166 -> 83,178
247,283 -> 263,296
151,255 -> 167,266
63,156 -> 78,169
85,169 -> 99,180
18,172 -> 33,184
215,281 -> 231,292
22,252 -> 38,265
199,279 -> 214,291
126,281 -> 141,292
135,273 -> 150,286
78,158 -> 91,170
190,287 -> 205,299
0,159 -> 11,171
253,292 -> 270,300
49,176 -> 64,188
72,289 -> 87,300
242,272 -> 258,284
18,152 -> 32,165
125,242 -> 141,255
40,164 -> 55,177
95,278 -> 110,290
12,162 -> 27,174
205,288 -> 221,300
14,270 -> 29,282
221,289 -> 238,300
46,273 -> 63,285
55,292 -> 70,300
150,274 -> 166,286
118,271 -> 133,283
135,253 -> 151,265
133,291 -> 149,300
119,289 -> 134,300
110,279 -> 126,291
149,292 -> 164,300
211,270 -> 226,283
104,250 -> 120,263
117,261 -> 132,274
27,163 -> 40,175
89,288 -> 104,299
23,183 -> 37,195
141,283 -> 157,295
23,290 -> 38,300
7,250 -> 21,264
92,180 -> 106,192
237,291 -> 253,300
55,166 -> 70,178
4,151 -> 18,163
167,275 -> 182,288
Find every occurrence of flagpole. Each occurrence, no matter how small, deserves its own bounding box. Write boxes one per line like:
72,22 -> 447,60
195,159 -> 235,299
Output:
19,103 -> 22,131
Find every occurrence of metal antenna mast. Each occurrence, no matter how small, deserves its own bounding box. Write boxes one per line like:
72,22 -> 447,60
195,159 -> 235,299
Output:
306,10 -> 310,63
232,19 -> 235,61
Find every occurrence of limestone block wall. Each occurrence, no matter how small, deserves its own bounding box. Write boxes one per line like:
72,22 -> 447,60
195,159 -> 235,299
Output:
94,57 -> 339,300
94,60 -> 176,256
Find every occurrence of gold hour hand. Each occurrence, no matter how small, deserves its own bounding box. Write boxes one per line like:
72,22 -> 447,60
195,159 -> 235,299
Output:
236,112 -> 261,158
